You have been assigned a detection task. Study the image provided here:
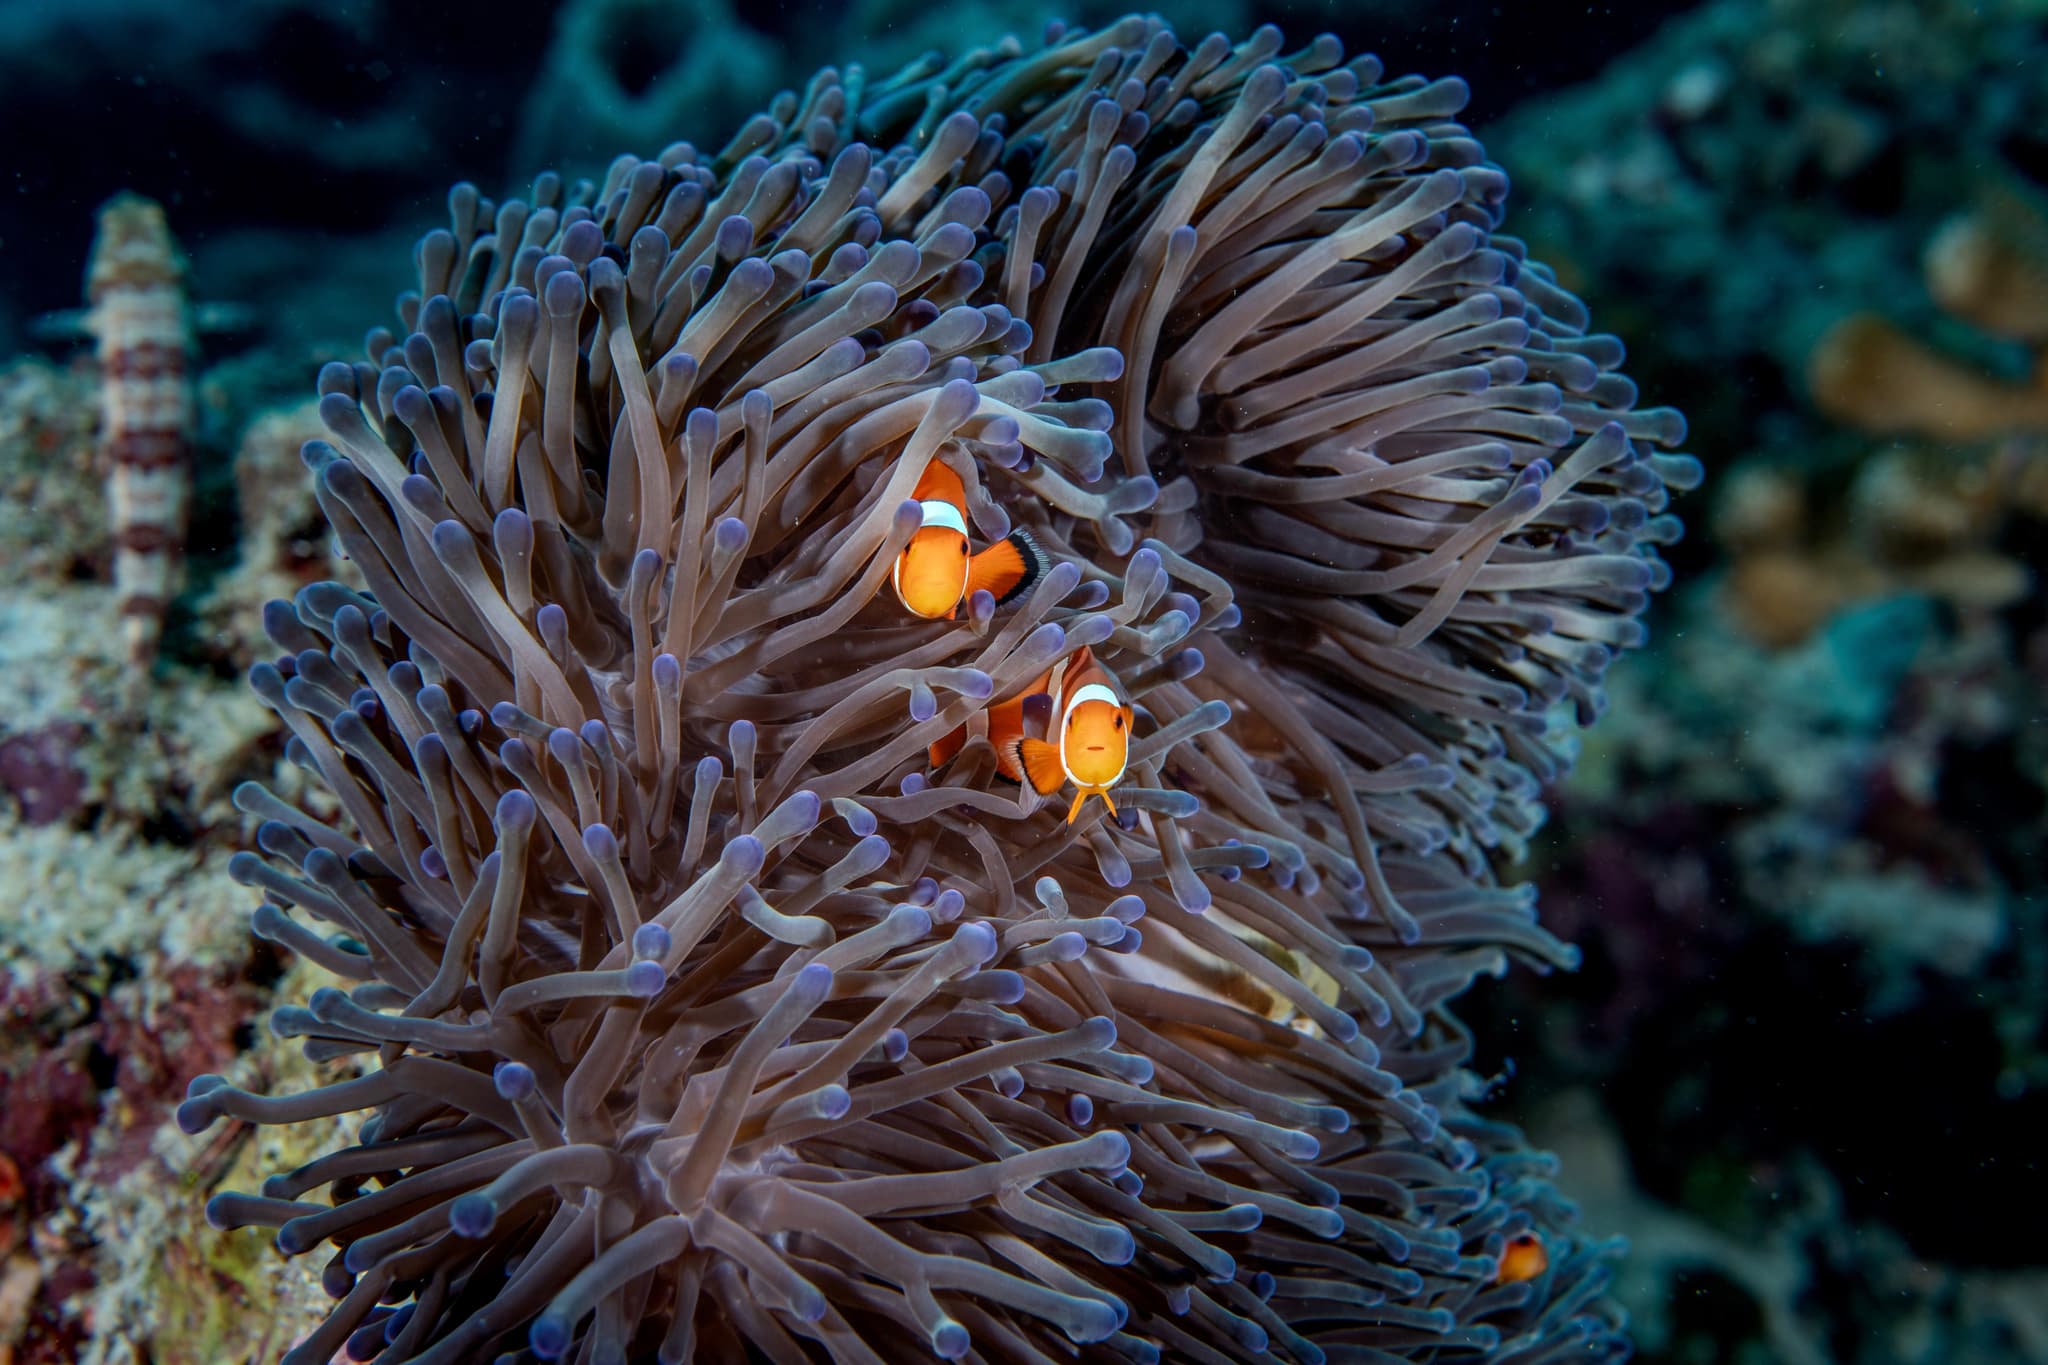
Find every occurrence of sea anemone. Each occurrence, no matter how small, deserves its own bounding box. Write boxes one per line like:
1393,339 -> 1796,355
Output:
187,16 -> 1693,1362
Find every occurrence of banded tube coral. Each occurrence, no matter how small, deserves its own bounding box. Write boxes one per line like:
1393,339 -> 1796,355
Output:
187,16 -> 1694,1363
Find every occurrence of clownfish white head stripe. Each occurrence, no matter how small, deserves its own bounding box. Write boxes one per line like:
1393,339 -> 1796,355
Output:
916,499 -> 969,537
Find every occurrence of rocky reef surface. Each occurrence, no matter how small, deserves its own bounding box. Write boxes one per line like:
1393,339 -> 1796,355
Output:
0,352 -> 364,1360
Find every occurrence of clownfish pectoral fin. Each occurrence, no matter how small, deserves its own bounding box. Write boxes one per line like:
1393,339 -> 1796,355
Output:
1065,787 -> 1114,824
964,529 -> 1051,606
1011,737 -> 1067,796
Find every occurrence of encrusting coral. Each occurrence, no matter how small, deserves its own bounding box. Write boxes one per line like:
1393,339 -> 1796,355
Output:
0,359 -> 103,588
183,16 -> 1693,1362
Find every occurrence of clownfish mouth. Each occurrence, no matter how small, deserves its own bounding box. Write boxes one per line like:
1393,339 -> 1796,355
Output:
1086,745 -> 1106,752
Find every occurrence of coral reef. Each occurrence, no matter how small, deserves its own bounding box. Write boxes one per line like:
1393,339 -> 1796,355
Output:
1526,1085 -> 2048,1365
0,214 -> 360,1359
1710,184 -> 2048,647
195,399 -> 366,670
58,956 -> 363,1365
1712,450 -> 2033,648
1474,498 -> 2048,1365
1466,547 -> 2048,1362
0,955 -> 297,1362
0,581 -> 280,836
1483,0 -> 2048,461
1811,184 -> 2048,441
1459,10 -> 2048,1361
1808,314 -> 2048,442
0,582 -> 330,1362
0,360 -> 104,588
182,14 -> 1688,1362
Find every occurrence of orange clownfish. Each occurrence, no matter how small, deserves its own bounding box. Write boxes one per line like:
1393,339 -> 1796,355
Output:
1497,1232 -> 1548,1284
1011,646 -> 1135,824
931,645 -> 1134,823
893,462 -> 1049,619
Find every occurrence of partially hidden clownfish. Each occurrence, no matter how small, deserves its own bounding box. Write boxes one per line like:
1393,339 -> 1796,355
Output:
892,461 -> 1050,619
1496,1232 -> 1548,1285
929,645 -> 1134,824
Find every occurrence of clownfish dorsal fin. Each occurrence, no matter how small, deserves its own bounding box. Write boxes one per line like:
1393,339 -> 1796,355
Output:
1011,737 -> 1067,796
910,460 -> 968,507
1062,644 -> 1104,691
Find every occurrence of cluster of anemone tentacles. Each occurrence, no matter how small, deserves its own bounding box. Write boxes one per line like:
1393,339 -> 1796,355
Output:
185,15 -> 1694,1365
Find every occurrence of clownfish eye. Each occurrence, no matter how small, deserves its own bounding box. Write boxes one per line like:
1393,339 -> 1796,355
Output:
1113,715 -> 1123,729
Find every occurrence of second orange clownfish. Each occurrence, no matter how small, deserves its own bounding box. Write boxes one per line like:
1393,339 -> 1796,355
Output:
893,462 -> 1050,619
931,644 -> 1134,823
1496,1232 -> 1548,1284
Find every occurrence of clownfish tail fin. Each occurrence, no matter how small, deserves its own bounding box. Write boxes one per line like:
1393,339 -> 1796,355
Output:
1011,737 -> 1066,796
995,528 -> 1051,606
